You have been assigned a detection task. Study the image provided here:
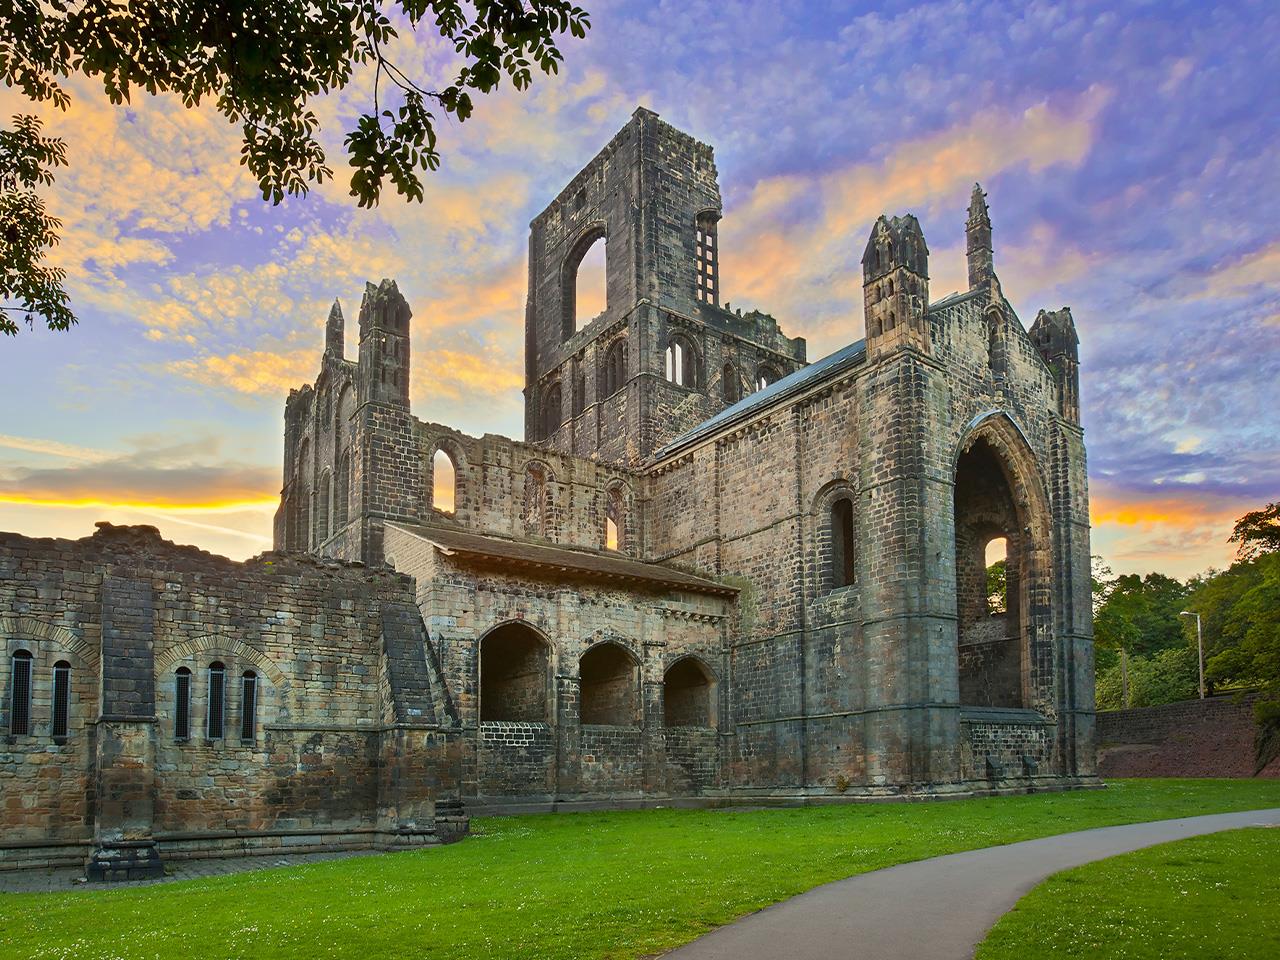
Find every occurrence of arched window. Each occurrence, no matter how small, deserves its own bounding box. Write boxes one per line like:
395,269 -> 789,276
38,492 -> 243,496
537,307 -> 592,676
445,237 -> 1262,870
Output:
8,650 -> 32,736
240,671 -> 258,742
51,660 -> 70,739
317,470 -> 331,543
433,447 -> 457,514
663,658 -> 713,727
665,334 -> 698,387
542,382 -> 563,440
831,497 -> 856,589
562,227 -> 607,338
480,624 -> 549,722
175,667 -> 192,740
579,642 -> 639,726
602,339 -> 627,398
722,362 -> 740,404
605,487 -> 625,552
207,662 -> 226,739
334,448 -> 351,528
887,278 -> 895,296
985,537 -> 1008,614
886,310 -> 896,331
755,364 -> 780,392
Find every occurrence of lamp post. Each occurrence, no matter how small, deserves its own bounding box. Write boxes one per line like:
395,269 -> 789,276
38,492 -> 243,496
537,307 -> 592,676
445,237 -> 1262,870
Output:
1180,611 -> 1204,699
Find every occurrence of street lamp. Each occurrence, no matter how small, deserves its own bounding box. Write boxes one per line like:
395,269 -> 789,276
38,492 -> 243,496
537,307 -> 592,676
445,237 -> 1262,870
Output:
1180,611 -> 1205,699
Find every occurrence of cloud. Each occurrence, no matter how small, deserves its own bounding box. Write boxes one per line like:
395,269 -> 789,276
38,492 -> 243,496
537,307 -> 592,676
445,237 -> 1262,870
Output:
718,86 -> 1113,353
167,348 -> 318,398
0,434 -> 112,462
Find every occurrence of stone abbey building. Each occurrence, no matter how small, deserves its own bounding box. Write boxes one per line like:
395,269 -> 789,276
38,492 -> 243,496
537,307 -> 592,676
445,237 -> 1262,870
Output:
1,108 -> 1096,877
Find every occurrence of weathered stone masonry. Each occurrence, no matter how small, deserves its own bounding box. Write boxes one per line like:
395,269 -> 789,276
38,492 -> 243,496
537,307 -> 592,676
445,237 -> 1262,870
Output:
2,107 -> 1097,874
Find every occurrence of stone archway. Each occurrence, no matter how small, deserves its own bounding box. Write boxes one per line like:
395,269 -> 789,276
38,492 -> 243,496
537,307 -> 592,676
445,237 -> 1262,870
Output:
952,413 -> 1053,710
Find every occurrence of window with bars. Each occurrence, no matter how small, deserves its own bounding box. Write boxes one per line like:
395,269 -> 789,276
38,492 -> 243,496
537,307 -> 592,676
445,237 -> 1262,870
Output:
241,671 -> 258,742
175,668 -> 192,740
695,215 -> 719,306
207,662 -> 226,739
51,661 -> 70,739
9,650 -> 32,736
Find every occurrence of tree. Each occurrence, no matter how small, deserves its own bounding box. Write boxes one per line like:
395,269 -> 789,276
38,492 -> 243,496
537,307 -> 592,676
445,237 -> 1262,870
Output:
1229,501 -> 1280,561
985,558 -> 1006,614
0,0 -> 591,335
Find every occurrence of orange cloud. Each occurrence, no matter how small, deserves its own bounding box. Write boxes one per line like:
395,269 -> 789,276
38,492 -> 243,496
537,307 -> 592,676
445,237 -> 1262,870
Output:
166,348 -> 317,397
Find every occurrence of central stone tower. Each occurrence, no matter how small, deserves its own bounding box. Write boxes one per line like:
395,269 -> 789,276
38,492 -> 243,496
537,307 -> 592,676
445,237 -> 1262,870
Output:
523,107 -> 806,466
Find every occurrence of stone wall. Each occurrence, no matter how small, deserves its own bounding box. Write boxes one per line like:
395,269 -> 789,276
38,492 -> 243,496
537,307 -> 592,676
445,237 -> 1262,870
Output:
1097,693 -> 1280,779
0,524 -> 466,873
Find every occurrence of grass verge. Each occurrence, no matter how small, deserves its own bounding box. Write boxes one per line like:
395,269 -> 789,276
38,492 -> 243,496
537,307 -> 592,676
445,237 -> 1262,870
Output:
976,826 -> 1280,959
2,779 -> 1279,960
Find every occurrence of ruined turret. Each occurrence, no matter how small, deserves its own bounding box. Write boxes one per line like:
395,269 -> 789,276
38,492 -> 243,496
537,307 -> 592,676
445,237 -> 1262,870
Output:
966,183 -> 994,290
862,214 -> 930,359
1029,307 -> 1081,422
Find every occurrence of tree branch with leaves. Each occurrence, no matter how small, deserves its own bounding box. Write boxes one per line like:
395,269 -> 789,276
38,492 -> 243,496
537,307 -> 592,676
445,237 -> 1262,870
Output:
0,0 -> 591,335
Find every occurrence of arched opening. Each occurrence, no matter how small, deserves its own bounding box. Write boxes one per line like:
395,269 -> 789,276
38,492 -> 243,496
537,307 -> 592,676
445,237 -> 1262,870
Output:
542,382 -> 563,440
604,486 -> 625,552
317,470 -> 331,542
174,667 -> 192,740
756,364 -> 779,392
240,670 -> 258,741
334,448 -> 351,528
480,623 -> 549,722
579,642 -> 638,726
207,661 -> 226,739
602,339 -> 627,398
562,227 -> 607,338
51,660 -> 70,739
954,436 -> 1032,708
831,496 -> 856,589
722,362 -> 739,404
665,334 -> 698,388
663,658 -> 713,727
8,649 -> 32,736
432,447 -> 457,514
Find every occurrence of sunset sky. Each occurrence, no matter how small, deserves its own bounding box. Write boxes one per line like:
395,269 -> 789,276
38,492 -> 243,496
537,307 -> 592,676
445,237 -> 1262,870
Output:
1,0 -> 1277,579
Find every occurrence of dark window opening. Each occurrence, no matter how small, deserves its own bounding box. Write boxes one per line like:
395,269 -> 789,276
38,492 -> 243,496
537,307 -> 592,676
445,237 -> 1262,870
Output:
175,668 -> 191,740
480,624 -> 549,722
722,362 -> 740,404
603,340 -> 627,398
240,671 -> 258,742
334,448 -> 351,528
207,662 -> 226,739
51,661 -> 70,739
831,497 -> 856,588
542,382 -> 563,440
663,658 -> 713,727
579,642 -> 638,726
9,650 -> 32,736
665,334 -> 699,388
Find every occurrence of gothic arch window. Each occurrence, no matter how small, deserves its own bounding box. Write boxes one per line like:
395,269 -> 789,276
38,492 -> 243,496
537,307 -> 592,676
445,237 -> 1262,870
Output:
240,671 -> 258,742
602,339 -> 627,398
174,667 -> 192,741
886,311 -> 896,331
572,368 -> 586,417
755,364 -> 780,392
695,212 -> 719,306
542,382 -> 563,440
206,662 -> 226,739
604,486 -> 625,552
334,448 -> 351,528
51,660 -> 70,739
665,333 -> 699,388
432,447 -> 457,514
830,497 -> 856,589
579,642 -> 639,726
663,657 -> 714,727
317,470 -> 331,543
8,650 -> 32,736
562,225 -> 607,339
722,362 -> 740,404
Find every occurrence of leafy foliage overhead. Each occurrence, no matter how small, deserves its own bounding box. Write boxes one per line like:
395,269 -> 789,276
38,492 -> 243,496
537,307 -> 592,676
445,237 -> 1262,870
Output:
0,0 -> 591,335
1229,501 -> 1280,561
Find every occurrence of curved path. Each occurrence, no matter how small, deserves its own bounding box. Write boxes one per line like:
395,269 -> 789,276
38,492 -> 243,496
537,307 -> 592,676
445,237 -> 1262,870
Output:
665,808 -> 1280,960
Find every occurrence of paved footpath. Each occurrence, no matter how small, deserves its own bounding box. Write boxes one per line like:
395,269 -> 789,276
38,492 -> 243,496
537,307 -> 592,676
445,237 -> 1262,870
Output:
665,808 -> 1280,960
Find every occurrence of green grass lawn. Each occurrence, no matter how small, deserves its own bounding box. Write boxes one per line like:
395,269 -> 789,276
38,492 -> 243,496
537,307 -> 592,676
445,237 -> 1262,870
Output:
2,779 -> 1279,960
977,826 -> 1280,959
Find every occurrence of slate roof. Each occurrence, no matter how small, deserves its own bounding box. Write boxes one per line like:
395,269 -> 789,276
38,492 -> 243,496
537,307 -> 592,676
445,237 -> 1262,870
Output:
386,522 -> 737,596
654,338 -> 868,460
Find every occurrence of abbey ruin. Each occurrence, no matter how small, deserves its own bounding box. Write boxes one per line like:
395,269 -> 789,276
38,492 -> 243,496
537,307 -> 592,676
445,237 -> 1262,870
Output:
1,108 -> 1096,879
